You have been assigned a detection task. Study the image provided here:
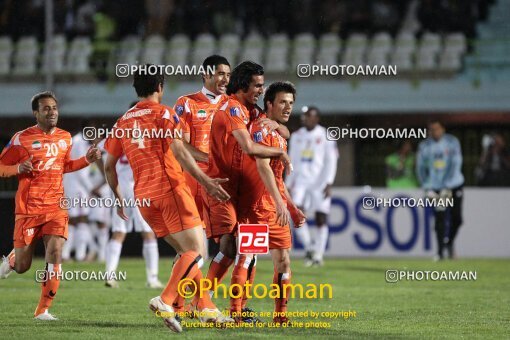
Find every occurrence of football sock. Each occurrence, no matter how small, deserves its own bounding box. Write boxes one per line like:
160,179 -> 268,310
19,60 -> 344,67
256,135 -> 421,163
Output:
295,221 -> 312,252
229,254 -> 251,314
143,239 -> 159,284
35,263 -> 61,316
242,255 -> 257,309
273,270 -> 291,315
314,225 -> 329,261
75,222 -> 90,261
105,239 -> 122,275
62,224 -> 75,261
160,251 -> 202,307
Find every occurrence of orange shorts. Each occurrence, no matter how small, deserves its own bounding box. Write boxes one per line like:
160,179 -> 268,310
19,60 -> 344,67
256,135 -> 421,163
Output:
139,185 -> 202,238
201,189 -> 238,239
13,210 -> 69,248
239,208 -> 292,249
184,171 -> 204,221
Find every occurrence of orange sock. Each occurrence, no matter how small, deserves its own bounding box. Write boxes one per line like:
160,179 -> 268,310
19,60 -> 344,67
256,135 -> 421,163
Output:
229,255 -> 251,314
191,251 -> 234,308
193,270 -> 216,310
273,270 -> 291,315
170,255 -> 186,312
34,263 -> 61,316
242,256 -> 257,309
160,251 -> 202,307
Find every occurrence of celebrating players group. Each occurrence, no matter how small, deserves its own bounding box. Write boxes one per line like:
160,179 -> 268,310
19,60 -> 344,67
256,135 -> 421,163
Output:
0,55 -> 336,332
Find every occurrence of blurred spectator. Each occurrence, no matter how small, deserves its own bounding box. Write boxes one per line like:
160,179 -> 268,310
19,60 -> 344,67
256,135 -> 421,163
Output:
145,0 -> 174,36
476,133 -> 510,186
385,140 -> 419,188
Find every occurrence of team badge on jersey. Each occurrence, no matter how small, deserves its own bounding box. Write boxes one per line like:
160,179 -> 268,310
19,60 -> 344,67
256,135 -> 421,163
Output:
253,131 -> 263,143
197,109 -> 207,119
175,105 -> 184,116
230,107 -> 240,117
173,114 -> 180,124
58,139 -> 67,150
32,141 -> 42,150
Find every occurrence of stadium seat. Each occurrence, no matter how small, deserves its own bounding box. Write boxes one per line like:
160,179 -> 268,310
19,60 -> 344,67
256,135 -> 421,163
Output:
390,32 -> 416,72
13,36 -> 39,76
291,33 -> 316,67
66,36 -> 92,74
342,33 -> 367,66
265,33 -> 290,72
191,33 -> 216,66
0,36 -> 13,75
438,49 -> 463,71
165,34 -> 190,66
117,35 -> 142,66
141,34 -> 166,65
317,33 -> 341,65
366,32 -> 392,66
43,34 -> 67,74
444,33 -> 467,54
239,32 -> 265,65
416,33 -> 441,71
218,33 -> 240,66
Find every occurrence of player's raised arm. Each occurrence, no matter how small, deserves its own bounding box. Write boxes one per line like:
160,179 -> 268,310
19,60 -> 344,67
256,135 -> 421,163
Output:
170,139 -> 230,201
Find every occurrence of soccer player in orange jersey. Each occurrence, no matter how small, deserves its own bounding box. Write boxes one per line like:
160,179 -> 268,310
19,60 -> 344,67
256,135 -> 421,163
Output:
200,61 -> 292,320
103,67 -> 233,333
0,91 -> 102,320
238,82 -> 306,325
171,55 -> 230,312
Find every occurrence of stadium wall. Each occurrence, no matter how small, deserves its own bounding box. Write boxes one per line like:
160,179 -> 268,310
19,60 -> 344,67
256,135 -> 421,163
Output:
294,188 -> 510,258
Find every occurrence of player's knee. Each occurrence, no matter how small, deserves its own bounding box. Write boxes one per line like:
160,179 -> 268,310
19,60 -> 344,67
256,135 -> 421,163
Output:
14,259 -> 32,274
112,232 -> 126,242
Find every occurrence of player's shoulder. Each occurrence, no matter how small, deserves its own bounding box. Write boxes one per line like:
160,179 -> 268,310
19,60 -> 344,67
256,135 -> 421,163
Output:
443,133 -> 460,144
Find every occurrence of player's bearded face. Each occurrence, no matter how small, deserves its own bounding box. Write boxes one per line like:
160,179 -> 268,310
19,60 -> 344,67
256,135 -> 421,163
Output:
271,92 -> 294,123
244,75 -> 264,105
34,98 -> 58,130
208,64 -> 231,95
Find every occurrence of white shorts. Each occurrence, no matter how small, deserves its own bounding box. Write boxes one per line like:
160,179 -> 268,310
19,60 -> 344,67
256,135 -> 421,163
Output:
291,184 -> 331,215
110,185 -> 152,234
65,188 -> 90,218
88,185 -> 112,225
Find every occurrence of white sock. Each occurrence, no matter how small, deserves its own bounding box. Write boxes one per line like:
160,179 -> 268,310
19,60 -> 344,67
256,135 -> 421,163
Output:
75,222 -> 90,261
62,224 -> 75,260
105,239 -> 122,275
295,221 -> 312,252
143,239 -> 159,283
88,222 -> 99,255
96,227 -> 109,262
314,225 -> 329,261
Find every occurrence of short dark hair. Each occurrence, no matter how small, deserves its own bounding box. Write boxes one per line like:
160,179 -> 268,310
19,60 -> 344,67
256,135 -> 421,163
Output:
226,61 -> 264,95
263,81 -> 296,112
305,106 -> 320,116
31,91 -> 58,111
133,64 -> 165,97
427,119 -> 443,127
202,55 -> 230,75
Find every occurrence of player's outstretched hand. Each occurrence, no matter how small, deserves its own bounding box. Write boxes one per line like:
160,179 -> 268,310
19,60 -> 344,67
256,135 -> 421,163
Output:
86,146 -> 102,163
258,118 -> 279,132
280,152 -> 293,176
17,155 -> 33,174
289,205 -> 306,228
276,201 -> 290,227
117,207 -> 128,221
205,178 -> 230,201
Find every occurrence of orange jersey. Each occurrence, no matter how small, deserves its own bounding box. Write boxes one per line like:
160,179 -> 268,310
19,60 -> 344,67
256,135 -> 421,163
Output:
104,100 -> 185,201
207,95 -> 251,196
238,116 -> 288,215
174,89 -> 228,171
0,126 -> 89,215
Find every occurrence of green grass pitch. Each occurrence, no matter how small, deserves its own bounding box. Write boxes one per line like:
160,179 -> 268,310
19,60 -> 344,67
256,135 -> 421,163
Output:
1,257 -> 508,339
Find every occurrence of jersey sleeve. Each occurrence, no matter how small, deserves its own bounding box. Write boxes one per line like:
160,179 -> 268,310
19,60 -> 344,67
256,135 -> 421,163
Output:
226,105 -> 247,131
0,133 -> 29,165
250,122 -> 272,147
104,124 -> 124,157
64,135 -> 89,173
173,97 -> 191,134
160,107 -> 182,145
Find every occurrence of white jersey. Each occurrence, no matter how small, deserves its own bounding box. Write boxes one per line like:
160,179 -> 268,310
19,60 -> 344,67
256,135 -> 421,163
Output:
63,132 -> 92,194
286,125 -> 339,189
